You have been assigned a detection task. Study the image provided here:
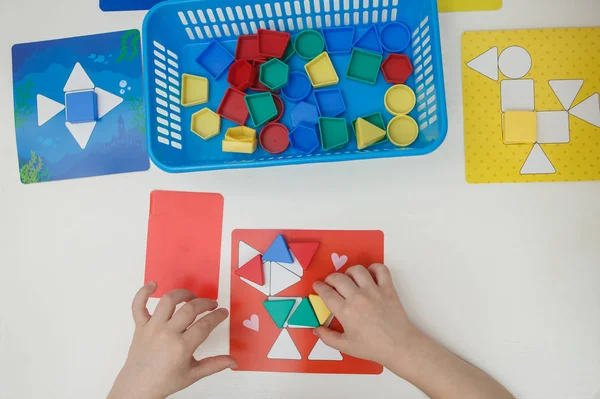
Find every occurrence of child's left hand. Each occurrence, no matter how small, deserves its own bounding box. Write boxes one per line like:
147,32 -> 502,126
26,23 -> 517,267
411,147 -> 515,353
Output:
108,282 -> 237,399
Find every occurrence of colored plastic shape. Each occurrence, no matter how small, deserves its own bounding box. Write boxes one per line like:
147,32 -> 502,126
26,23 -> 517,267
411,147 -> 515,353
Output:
313,88 -> 346,117
288,242 -> 320,270
235,34 -> 261,61
289,124 -> 320,154
318,117 -> 349,151
257,29 -> 291,58
191,108 -> 221,140
227,60 -> 258,91
322,26 -> 355,54
294,30 -> 325,60
353,25 -> 383,54
235,254 -> 264,285
272,94 -> 285,122
250,60 -> 278,92
346,48 -> 383,85
263,234 -> 294,263
290,101 -> 319,127
259,58 -> 290,91
259,123 -> 290,154
304,52 -> 339,88
225,126 -> 257,142
355,118 -> 387,150
502,111 -> 537,144
217,88 -> 249,125
65,90 -> 98,123
308,294 -> 331,325
387,115 -> 419,147
281,71 -> 312,102
281,41 -> 295,62
379,22 -> 411,52
196,40 -> 234,79
351,112 -> 388,146
384,84 -> 416,115
288,298 -> 320,327
181,74 -> 209,107
263,299 -> 296,328
244,93 -> 278,127
381,54 -> 414,84
222,140 -> 258,154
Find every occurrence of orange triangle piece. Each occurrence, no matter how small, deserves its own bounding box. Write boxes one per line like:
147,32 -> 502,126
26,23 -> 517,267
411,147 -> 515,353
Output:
288,242 -> 320,270
235,254 -> 264,285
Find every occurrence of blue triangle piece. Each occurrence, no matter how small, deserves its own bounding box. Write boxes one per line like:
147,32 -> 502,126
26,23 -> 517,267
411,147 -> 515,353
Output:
353,26 -> 383,54
263,234 -> 293,263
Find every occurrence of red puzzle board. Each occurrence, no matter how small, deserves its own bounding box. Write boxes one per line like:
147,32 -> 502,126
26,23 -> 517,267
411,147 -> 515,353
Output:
144,190 -> 223,299
230,229 -> 384,374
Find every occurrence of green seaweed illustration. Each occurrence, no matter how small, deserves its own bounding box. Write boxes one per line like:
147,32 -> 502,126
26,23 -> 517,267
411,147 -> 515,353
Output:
14,79 -> 35,129
116,30 -> 141,63
20,151 -> 51,184
126,95 -> 146,135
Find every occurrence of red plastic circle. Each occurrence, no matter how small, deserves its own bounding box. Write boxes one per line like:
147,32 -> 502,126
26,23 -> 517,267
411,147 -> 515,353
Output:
272,94 -> 285,122
260,123 -> 289,154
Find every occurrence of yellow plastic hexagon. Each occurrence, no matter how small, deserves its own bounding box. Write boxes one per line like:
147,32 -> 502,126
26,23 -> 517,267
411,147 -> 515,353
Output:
222,139 -> 257,154
224,126 -> 257,143
181,74 -> 209,107
304,52 -> 339,88
191,108 -> 221,140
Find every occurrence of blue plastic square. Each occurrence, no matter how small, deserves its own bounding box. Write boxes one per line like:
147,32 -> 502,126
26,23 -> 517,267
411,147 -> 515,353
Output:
196,40 -> 234,79
290,101 -> 319,127
65,90 -> 98,123
313,89 -> 346,117
289,124 -> 320,154
322,27 -> 355,54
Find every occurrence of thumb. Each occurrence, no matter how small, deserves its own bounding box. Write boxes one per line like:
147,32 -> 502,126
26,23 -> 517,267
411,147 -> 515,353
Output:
314,327 -> 347,352
190,355 -> 238,381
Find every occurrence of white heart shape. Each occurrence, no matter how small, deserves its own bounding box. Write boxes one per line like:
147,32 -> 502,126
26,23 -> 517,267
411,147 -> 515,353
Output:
243,314 -> 259,331
331,253 -> 348,271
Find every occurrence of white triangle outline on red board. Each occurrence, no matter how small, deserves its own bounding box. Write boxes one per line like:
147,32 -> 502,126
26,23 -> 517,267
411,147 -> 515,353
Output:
270,262 -> 301,296
267,329 -> 301,360
308,339 -> 343,361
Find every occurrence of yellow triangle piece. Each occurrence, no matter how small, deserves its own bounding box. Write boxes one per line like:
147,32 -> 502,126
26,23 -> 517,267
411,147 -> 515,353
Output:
181,74 -> 209,107
308,294 -> 331,325
356,118 -> 386,150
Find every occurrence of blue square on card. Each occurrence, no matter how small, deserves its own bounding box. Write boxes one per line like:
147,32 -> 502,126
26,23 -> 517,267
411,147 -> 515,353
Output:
66,90 -> 98,123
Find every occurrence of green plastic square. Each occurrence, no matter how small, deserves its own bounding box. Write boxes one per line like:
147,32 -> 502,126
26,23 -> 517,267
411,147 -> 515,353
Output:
346,48 -> 383,85
351,112 -> 389,145
244,93 -> 278,127
318,117 -> 349,151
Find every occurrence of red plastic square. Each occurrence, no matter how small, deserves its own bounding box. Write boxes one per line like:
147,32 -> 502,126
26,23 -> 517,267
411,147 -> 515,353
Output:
217,88 -> 249,125
257,29 -> 291,58
235,34 -> 263,61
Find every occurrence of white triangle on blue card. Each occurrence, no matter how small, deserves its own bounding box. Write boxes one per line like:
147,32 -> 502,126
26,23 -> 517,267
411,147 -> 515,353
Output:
37,95 -> 65,126
95,87 -> 123,118
65,121 -> 96,149
308,339 -> 343,361
267,329 -> 301,360
64,63 -> 95,92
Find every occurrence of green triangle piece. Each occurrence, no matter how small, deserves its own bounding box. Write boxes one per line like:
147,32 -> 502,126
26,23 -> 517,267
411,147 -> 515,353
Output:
288,298 -> 320,327
263,299 -> 296,328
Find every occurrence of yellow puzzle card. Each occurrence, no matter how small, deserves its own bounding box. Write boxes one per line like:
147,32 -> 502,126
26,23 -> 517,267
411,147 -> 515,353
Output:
462,28 -> 600,183
439,0 -> 502,12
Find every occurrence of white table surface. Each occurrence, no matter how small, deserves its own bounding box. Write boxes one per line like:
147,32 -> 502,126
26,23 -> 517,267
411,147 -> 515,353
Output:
1,0 -> 599,398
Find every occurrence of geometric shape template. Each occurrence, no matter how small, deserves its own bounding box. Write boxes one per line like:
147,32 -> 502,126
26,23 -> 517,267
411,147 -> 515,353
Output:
36,94 -> 64,126
267,329 -> 302,360
65,121 -> 97,149
537,111 -> 570,144
270,262 -> 301,296
63,62 -> 95,92
498,46 -> 532,79
95,87 -> 124,119
467,46 -> 499,81
520,143 -> 556,175
501,79 -> 535,112
308,339 -> 343,361
549,79 -> 584,110
570,93 -> 600,128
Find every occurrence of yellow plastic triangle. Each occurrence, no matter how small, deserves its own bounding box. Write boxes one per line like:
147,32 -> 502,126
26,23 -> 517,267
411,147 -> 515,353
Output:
308,294 -> 331,325
356,118 -> 386,150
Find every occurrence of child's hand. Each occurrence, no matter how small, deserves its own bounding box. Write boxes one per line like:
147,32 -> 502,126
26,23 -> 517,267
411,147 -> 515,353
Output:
108,282 -> 237,399
313,264 -> 421,370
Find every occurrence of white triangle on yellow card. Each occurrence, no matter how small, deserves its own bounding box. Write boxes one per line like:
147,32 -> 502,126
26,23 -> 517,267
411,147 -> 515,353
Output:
238,242 -> 270,296
520,144 -> 556,175
270,262 -> 301,296
65,121 -> 96,149
95,88 -> 123,118
549,79 -> 584,110
64,63 -> 95,92
37,95 -> 65,126
570,93 -> 600,128
467,47 -> 498,81
308,339 -> 343,361
267,297 -> 302,327
267,329 -> 301,360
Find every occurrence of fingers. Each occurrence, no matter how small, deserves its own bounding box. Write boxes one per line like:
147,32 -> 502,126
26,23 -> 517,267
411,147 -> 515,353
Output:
368,263 -> 395,290
190,355 -> 237,381
324,273 -> 359,299
132,281 -> 157,327
169,298 -> 219,332
313,281 -> 345,314
314,327 -> 348,353
152,289 -> 198,323
184,308 -> 229,347
345,265 -> 377,289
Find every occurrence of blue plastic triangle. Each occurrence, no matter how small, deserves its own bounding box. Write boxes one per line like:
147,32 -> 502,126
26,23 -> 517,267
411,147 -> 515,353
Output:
353,26 -> 383,54
263,234 -> 294,263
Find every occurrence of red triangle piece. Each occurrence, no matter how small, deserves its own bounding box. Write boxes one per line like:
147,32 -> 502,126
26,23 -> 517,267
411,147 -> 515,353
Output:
328,317 -> 345,333
289,242 -> 320,270
235,254 -> 264,285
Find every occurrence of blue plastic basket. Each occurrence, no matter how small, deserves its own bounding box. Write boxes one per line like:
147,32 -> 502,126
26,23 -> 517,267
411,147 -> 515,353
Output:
143,0 -> 447,172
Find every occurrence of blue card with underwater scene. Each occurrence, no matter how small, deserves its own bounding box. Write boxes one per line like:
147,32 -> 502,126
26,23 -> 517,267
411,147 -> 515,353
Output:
12,30 -> 150,184
100,0 -> 163,11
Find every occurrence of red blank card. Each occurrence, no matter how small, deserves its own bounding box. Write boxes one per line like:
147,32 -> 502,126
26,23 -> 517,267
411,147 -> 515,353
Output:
144,190 -> 224,299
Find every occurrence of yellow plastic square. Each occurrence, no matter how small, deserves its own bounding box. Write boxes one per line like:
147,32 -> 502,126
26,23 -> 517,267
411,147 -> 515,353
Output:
304,52 -> 339,88
502,111 -> 537,144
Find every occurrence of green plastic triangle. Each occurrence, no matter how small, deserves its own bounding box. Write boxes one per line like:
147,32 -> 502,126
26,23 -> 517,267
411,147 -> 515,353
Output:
263,299 -> 296,328
288,298 -> 319,327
